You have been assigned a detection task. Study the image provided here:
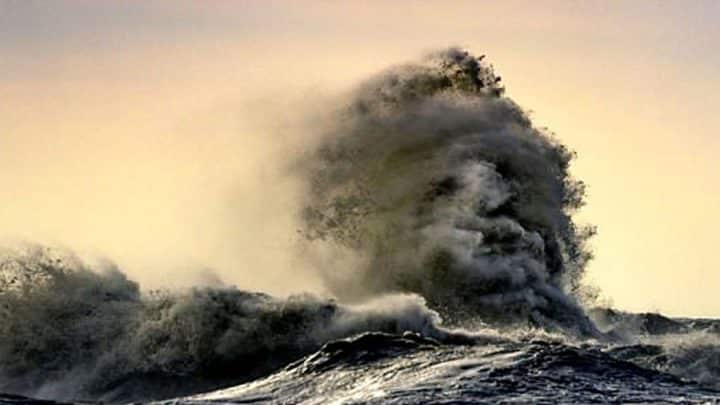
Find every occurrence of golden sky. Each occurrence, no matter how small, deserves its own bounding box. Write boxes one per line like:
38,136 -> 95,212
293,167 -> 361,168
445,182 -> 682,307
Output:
2,1 -> 719,316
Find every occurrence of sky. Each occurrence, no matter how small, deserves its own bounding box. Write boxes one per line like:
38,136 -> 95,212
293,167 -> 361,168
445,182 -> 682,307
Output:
1,1 -> 719,317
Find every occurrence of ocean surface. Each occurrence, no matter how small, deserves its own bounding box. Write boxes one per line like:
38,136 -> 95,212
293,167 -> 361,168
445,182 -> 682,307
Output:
160,314 -> 720,404
3,314 -> 720,403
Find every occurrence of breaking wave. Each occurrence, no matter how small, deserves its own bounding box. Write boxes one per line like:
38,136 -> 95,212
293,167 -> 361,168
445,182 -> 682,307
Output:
299,48 -> 597,334
0,246 -> 451,402
1,49 -> 719,403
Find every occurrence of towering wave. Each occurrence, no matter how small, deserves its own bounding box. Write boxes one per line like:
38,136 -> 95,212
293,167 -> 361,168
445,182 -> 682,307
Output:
300,48 -> 597,334
0,48 -> 605,402
9,49 -> 716,404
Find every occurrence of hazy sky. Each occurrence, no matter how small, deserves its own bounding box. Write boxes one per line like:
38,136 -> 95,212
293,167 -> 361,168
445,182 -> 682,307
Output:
2,1 -> 719,316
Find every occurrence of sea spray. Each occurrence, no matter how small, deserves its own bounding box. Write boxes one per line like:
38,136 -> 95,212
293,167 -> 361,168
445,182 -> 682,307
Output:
0,245 -> 448,402
299,48 -> 597,333
0,48 -> 604,402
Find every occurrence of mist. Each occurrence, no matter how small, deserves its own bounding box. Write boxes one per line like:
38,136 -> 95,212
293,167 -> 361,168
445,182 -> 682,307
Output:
0,77 -> 331,296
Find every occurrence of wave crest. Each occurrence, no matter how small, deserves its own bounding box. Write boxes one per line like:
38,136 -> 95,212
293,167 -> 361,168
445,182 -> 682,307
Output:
0,246 -> 446,402
300,48 -> 596,333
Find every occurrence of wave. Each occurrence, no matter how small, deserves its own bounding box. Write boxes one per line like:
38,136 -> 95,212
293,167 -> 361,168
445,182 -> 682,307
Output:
2,49 -> 719,403
593,308 -> 720,390
169,331 -> 718,404
299,48 -> 597,334
0,246 -> 453,402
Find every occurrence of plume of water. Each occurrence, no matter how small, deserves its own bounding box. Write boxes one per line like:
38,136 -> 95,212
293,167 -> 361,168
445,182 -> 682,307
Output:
299,48 -> 597,333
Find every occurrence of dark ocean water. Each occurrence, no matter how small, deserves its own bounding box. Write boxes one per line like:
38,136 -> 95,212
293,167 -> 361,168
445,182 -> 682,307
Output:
158,314 -> 720,404
5,319 -> 720,404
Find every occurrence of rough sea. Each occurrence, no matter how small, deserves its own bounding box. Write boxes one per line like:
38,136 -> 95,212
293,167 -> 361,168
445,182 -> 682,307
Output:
1,49 -> 718,404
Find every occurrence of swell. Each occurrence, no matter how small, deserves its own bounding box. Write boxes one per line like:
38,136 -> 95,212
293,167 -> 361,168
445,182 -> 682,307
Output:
593,308 -> 720,390
174,332 -> 719,404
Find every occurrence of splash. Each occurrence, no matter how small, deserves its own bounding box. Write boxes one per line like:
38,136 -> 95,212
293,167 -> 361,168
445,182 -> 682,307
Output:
2,49 -> 720,404
0,245 -> 448,402
300,48 -> 597,333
